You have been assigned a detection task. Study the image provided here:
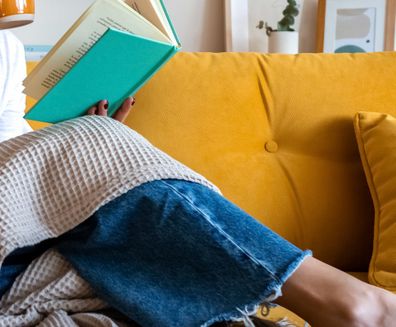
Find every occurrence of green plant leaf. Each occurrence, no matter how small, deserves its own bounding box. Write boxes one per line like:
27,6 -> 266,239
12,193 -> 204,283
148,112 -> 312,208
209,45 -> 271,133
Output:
258,0 -> 299,34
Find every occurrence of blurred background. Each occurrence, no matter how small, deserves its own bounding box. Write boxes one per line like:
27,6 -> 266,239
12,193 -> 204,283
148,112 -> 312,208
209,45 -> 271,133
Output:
11,0 -> 321,58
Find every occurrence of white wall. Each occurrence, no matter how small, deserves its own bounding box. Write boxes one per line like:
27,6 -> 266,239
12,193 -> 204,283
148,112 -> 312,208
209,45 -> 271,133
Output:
11,0 -> 226,53
12,0 -> 95,46
14,0 -> 393,54
163,0 -> 225,52
299,0 -> 318,52
158,0 -> 318,53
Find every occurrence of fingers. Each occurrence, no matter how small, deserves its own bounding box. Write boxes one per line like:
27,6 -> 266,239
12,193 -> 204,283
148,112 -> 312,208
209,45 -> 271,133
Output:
87,106 -> 97,115
87,100 -> 108,116
97,100 -> 109,116
87,98 -> 135,122
113,97 -> 135,122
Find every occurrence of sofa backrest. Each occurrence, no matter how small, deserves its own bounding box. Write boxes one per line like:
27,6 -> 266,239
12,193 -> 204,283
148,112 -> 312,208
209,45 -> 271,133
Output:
27,52 -> 396,271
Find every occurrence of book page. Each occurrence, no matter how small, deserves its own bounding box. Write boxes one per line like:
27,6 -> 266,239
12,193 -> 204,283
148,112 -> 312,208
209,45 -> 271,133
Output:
24,0 -> 171,100
23,0 -> 158,86
151,0 -> 179,46
124,0 -> 178,45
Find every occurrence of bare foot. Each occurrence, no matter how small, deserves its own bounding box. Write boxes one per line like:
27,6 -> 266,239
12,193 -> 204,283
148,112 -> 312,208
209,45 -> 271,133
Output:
275,257 -> 396,327
87,97 -> 135,122
351,285 -> 396,327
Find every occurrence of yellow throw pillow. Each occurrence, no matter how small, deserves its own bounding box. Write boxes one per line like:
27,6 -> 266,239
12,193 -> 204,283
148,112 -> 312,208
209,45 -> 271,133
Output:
354,111 -> 396,291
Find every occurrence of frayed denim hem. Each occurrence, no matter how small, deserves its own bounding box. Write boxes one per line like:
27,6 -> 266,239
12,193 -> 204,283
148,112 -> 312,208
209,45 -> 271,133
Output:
56,179 -> 314,327
201,250 -> 312,327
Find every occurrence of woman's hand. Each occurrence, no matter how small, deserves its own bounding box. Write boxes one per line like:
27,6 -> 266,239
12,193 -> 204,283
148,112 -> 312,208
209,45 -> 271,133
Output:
87,97 -> 136,123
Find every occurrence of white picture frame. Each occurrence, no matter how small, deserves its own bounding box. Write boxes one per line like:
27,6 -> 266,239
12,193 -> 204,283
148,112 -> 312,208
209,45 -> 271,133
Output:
224,0 -> 316,52
316,0 -> 396,52
224,0 -> 250,51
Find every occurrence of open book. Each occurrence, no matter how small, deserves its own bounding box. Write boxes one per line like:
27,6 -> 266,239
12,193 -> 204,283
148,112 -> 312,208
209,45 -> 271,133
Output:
24,0 -> 180,123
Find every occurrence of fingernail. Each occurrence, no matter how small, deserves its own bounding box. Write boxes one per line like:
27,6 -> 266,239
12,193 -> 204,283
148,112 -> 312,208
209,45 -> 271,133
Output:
131,98 -> 136,105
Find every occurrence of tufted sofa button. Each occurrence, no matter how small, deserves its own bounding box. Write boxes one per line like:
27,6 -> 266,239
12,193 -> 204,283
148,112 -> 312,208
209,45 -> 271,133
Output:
265,141 -> 278,153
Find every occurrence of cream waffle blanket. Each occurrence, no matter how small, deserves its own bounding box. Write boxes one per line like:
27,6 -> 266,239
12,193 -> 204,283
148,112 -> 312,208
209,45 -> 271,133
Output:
0,116 -> 218,326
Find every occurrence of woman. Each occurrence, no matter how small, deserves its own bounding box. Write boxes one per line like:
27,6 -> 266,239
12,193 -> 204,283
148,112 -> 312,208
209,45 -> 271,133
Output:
0,30 -> 133,141
0,30 -> 395,327
0,30 -> 33,141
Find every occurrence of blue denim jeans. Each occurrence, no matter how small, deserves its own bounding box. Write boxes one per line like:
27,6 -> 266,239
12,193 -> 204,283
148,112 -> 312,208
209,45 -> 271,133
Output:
1,180 -> 311,326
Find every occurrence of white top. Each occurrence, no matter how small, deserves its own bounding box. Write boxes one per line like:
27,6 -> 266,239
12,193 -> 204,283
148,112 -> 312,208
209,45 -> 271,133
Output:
0,30 -> 32,142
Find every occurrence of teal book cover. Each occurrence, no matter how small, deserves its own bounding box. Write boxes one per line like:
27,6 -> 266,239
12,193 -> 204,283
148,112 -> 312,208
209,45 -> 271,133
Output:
25,28 -> 179,123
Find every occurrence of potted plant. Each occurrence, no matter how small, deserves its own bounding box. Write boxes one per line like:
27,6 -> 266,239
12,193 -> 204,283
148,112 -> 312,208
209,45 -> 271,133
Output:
257,0 -> 299,54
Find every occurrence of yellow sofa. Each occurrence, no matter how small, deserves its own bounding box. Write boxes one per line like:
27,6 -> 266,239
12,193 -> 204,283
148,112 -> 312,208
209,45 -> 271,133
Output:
26,51 -> 396,325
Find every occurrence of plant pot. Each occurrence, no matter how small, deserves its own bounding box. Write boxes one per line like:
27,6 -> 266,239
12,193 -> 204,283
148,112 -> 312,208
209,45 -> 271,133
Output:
268,31 -> 299,54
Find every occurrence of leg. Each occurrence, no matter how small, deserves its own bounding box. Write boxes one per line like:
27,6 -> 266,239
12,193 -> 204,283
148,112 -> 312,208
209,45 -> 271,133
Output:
55,179 -> 311,327
276,256 -> 396,327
